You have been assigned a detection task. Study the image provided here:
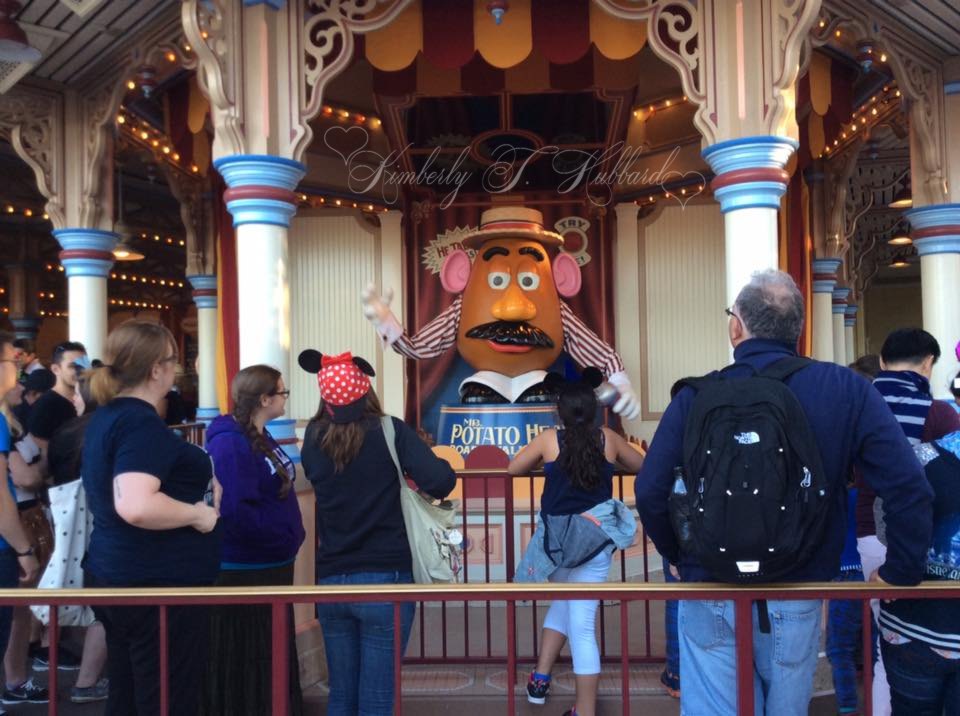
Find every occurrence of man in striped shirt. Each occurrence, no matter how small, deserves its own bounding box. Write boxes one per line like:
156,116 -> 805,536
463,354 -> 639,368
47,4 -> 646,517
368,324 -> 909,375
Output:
362,207 -> 640,419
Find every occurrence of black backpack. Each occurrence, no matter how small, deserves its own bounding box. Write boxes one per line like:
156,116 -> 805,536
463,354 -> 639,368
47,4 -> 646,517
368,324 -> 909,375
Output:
669,357 -> 830,583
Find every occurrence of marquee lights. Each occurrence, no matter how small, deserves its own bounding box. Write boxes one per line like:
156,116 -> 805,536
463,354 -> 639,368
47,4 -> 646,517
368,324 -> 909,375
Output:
297,192 -> 389,213
320,104 -> 382,129
137,231 -> 186,247
109,299 -> 171,310
633,182 -> 707,206
115,107 -> 194,176
0,201 -> 49,220
816,83 -> 901,159
109,271 -> 185,288
632,95 -> 689,120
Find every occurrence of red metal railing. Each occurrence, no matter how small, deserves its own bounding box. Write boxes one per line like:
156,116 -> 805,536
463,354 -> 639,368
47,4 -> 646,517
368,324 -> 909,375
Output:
174,421 -> 206,446
5,581 -> 960,716
405,469 -> 657,665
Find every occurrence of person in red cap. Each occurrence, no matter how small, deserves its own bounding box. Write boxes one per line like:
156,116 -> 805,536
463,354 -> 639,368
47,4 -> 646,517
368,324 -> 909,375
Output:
298,350 -> 456,716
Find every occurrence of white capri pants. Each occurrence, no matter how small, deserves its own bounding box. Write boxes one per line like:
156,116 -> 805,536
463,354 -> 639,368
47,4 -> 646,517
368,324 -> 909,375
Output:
543,549 -> 613,675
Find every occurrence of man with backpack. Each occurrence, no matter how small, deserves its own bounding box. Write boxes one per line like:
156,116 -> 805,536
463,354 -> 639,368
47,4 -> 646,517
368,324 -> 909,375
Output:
636,269 -> 933,716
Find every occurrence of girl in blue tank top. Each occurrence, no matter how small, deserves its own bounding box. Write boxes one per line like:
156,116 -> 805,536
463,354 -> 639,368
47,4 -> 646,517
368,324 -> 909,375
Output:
509,373 -> 645,716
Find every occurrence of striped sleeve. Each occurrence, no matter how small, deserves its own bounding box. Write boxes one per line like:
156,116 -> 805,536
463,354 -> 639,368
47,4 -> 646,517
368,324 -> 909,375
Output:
559,302 -> 625,377
392,297 -> 462,360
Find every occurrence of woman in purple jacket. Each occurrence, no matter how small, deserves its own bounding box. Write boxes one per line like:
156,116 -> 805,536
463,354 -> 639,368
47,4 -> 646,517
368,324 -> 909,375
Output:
200,365 -> 306,716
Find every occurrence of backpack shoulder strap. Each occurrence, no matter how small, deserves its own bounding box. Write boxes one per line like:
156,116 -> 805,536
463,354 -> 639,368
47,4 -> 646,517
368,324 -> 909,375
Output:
670,375 -> 715,399
757,356 -> 815,383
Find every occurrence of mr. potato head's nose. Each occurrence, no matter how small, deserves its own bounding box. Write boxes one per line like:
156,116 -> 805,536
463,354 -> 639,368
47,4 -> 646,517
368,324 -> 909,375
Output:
491,283 -> 537,322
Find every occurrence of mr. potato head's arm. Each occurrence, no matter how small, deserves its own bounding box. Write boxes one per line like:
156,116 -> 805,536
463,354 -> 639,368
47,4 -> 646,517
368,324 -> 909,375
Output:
362,283 -> 461,359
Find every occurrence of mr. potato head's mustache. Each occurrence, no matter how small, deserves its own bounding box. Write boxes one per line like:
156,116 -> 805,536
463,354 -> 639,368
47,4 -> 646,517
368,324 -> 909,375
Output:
465,321 -> 555,348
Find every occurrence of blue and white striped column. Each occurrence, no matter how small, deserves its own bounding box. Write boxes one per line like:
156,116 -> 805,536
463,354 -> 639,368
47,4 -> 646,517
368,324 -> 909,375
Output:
906,204 -> 960,398
213,154 -> 305,375
702,136 -> 798,309
832,287 -> 850,366
811,258 -> 841,362
844,304 -> 858,366
213,155 -> 306,462
52,228 -> 118,361
187,275 -> 219,423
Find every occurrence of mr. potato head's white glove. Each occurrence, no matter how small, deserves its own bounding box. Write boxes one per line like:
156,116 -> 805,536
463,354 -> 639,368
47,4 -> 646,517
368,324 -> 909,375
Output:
361,283 -> 395,327
608,371 -> 641,421
361,283 -> 403,344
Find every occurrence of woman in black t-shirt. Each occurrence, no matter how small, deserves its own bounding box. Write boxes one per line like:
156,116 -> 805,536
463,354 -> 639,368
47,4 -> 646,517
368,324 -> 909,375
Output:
82,321 -> 220,716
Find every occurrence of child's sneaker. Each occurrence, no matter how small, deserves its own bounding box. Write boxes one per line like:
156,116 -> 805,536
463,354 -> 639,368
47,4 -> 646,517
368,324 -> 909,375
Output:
70,678 -> 109,704
526,671 -> 551,704
2,678 -> 49,704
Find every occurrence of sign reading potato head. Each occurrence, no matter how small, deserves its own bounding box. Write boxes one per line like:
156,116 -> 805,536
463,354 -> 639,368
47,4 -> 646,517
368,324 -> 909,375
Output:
362,206 -> 639,420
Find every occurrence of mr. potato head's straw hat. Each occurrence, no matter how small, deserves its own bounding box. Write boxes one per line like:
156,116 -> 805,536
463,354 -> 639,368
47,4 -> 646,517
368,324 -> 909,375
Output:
462,207 -> 565,251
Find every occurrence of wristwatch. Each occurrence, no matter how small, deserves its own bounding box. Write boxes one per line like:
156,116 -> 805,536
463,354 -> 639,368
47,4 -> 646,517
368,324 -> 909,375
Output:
14,546 -> 34,558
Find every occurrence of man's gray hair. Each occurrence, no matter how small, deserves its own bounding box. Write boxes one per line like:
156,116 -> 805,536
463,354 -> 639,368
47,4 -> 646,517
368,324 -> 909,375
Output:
734,269 -> 805,344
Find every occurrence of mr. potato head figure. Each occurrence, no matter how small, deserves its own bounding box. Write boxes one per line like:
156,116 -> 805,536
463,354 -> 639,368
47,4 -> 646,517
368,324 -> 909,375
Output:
362,207 -> 640,420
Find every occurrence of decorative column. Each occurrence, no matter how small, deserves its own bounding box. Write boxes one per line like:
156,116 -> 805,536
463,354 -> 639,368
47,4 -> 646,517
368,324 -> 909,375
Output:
378,210 -> 405,417
844,304 -> 858,365
187,275 -> 219,423
905,204 -> 960,399
51,228 -> 117,361
832,287 -> 850,366
613,202 -> 642,426
214,155 -> 305,462
811,258 -> 841,362
213,155 -> 305,372
702,137 -> 798,308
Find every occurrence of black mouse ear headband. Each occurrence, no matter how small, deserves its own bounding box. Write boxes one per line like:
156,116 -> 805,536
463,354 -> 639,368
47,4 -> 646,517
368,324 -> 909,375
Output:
297,349 -> 376,377
544,367 -> 603,393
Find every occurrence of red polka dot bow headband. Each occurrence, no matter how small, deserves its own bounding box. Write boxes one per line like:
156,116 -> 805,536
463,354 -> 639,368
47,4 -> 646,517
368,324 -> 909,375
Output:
298,350 -> 376,424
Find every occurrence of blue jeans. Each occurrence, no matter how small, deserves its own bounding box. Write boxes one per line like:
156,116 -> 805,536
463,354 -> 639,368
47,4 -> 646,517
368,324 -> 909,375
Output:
317,571 -> 415,716
882,638 -> 960,715
826,570 -> 865,713
679,598 -> 822,716
663,557 -> 680,679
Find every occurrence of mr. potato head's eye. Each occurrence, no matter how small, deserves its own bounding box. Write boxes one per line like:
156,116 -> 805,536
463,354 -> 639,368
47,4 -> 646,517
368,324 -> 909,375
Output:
488,272 -> 510,290
518,272 -> 540,291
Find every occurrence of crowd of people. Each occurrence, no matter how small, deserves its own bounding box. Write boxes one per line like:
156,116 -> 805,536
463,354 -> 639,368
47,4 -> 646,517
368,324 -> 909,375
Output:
0,267 -> 956,715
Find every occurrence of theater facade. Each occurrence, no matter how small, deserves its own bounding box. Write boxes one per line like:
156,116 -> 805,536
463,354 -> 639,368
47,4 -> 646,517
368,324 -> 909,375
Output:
1,0 -> 959,693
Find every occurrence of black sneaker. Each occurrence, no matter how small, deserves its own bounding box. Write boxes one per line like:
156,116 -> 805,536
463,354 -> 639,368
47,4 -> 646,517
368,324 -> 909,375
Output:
29,644 -> 81,672
527,672 -> 551,705
2,678 -> 49,704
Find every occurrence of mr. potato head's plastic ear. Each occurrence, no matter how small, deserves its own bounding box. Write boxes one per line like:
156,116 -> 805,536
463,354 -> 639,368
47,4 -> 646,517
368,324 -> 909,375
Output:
352,356 -> 376,377
440,249 -> 472,294
297,349 -> 323,374
552,253 -> 582,297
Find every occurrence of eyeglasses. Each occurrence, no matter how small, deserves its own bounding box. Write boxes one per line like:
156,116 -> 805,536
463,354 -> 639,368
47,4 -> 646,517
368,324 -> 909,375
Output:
270,390 -> 291,398
724,307 -> 742,323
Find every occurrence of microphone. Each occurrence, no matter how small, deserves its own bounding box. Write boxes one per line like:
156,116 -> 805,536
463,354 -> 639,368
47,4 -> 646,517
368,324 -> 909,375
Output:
595,381 -> 619,407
